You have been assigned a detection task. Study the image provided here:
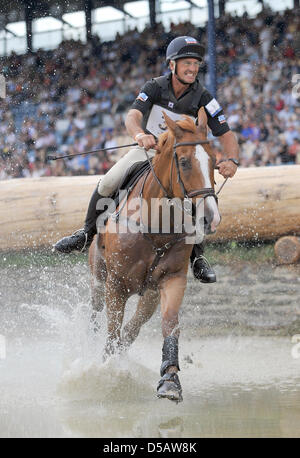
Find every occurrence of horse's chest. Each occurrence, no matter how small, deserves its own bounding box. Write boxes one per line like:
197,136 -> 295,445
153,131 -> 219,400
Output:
107,243 -> 184,293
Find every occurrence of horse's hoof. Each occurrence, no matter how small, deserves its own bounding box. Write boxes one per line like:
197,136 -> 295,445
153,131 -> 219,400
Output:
157,372 -> 183,403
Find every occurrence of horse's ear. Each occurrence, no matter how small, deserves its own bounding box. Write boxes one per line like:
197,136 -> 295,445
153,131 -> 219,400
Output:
163,111 -> 184,139
197,107 -> 208,140
163,111 -> 177,133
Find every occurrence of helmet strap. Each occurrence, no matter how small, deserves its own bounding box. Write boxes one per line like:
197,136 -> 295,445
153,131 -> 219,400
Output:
170,60 -> 190,86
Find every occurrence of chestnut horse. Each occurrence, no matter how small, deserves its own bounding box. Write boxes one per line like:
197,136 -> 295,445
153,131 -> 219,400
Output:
88,111 -> 220,402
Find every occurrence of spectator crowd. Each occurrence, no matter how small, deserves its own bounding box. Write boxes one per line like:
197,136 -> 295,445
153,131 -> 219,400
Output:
0,5 -> 299,180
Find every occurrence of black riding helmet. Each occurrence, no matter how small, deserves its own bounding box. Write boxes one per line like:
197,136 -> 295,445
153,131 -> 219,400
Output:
166,36 -> 205,64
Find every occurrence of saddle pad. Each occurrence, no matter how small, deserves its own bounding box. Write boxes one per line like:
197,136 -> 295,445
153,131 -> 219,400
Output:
104,159 -> 151,225
116,159 -> 151,195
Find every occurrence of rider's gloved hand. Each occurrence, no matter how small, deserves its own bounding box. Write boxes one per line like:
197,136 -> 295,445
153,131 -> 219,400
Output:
135,133 -> 157,150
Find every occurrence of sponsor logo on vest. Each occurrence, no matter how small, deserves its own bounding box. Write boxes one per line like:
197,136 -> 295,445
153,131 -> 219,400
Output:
137,92 -> 148,102
218,114 -> 226,124
205,98 -> 222,117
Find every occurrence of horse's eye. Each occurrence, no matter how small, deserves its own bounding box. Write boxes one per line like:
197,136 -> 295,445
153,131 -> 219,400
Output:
179,157 -> 191,170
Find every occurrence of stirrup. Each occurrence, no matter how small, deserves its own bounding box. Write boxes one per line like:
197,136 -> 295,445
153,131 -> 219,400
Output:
78,230 -> 89,252
192,254 -> 216,283
191,254 -> 211,271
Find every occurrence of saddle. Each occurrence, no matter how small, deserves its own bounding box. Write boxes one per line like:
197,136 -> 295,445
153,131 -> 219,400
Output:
104,159 -> 151,225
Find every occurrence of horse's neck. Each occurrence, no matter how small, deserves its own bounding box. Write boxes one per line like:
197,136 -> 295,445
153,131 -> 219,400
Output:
148,153 -> 172,199
141,153 -> 177,232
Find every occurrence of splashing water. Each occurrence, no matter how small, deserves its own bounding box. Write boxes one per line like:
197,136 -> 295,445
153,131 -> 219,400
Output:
0,256 -> 300,437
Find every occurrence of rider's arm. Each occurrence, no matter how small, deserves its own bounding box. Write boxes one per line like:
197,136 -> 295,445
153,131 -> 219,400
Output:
199,90 -> 230,137
198,91 -> 239,178
217,130 -> 240,178
125,109 -> 157,150
218,130 -> 239,162
125,109 -> 144,140
125,79 -> 160,150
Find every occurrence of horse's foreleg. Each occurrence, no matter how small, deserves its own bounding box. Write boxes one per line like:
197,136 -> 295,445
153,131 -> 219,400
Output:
157,275 -> 187,402
103,276 -> 128,360
121,289 -> 159,349
160,275 -> 187,339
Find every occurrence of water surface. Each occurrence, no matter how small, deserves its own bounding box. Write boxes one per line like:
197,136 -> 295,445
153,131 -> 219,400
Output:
0,253 -> 299,438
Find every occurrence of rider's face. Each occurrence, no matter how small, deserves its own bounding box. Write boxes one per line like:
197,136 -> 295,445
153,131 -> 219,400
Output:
172,58 -> 201,84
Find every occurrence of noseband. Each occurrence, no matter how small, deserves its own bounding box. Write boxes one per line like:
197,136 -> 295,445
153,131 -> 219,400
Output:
172,141 -> 218,203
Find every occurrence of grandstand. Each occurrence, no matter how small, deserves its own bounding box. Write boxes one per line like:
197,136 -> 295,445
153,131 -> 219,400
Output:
0,0 -> 299,180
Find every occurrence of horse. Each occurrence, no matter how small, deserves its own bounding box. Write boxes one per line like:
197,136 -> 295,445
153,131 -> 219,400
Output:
88,110 -> 221,402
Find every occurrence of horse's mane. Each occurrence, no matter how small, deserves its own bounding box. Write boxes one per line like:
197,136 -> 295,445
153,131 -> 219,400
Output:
157,116 -> 197,153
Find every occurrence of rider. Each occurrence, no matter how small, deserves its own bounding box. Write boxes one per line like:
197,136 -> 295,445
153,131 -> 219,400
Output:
54,36 -> 240,283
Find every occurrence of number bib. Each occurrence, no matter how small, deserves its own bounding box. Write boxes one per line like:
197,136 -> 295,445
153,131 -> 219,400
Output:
146,104 -> 196,138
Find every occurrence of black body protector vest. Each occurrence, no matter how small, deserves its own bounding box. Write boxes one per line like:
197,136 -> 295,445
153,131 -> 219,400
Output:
142,75 -> 205,138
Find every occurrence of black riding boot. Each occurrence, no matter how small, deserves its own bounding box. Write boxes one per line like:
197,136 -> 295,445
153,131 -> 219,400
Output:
54,186 -> 103,253
190,242 -> 216,283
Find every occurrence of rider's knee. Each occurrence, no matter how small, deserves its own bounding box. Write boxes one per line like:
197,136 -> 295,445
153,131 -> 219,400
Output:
98,179 -> 115,197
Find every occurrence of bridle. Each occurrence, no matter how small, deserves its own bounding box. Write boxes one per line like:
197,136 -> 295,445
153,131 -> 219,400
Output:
144,140 -> 221,216
172,140 -> 218,201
